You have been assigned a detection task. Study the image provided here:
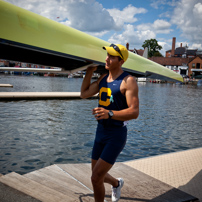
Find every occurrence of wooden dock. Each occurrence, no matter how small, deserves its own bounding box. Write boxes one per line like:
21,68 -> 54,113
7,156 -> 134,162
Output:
0,162 -> 199,202
0,92 -> 98,101
0,84 -> 13,88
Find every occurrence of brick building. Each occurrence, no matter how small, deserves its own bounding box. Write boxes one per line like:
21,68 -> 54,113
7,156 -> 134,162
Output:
166,38 -> 197,58
148,37 -> 202,78
149,57 -> 191,75
126,43 -> 145,57
188,56 -> 202,78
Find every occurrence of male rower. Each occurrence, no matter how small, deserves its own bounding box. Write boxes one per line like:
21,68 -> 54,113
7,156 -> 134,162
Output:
80,44 -> 139,201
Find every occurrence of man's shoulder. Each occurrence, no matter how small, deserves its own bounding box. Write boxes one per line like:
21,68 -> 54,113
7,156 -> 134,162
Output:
97,73 -> 108,84
123,73 -> 136,81
123,74 -> 138,89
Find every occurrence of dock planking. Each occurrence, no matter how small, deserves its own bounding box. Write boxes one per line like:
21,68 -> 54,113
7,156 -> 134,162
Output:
0,172 -> 72,202
0,92 -> 98,101
0,181 -> 41,202
59,163 -> 199,202
0,163 -> 198,202
24,164 -> 94,201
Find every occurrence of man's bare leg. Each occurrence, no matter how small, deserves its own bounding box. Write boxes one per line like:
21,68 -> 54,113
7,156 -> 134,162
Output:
91,158 -> 118,201
92,159 -> 119,186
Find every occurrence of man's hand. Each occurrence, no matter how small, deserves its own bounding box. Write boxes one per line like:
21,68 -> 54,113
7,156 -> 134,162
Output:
80,64 -> 99,99
92,107 -> 109,120
87,64 -> 97,72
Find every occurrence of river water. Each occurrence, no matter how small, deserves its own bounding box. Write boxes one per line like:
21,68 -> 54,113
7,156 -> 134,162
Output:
0,74 -> 202,175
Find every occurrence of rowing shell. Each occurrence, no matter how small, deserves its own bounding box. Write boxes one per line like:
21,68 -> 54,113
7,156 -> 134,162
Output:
0,0 -> 183,82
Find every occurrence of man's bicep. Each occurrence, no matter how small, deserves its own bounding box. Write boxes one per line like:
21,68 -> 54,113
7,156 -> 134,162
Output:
126,77 -> 139,109
89,81 -> 100,95
83,81 -> 99,98
81,74 -> 105,98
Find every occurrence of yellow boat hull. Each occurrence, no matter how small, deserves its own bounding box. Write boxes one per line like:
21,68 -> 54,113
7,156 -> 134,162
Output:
0,0 -> 183,82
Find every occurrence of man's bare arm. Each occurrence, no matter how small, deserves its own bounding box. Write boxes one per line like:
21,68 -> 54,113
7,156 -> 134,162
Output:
80,66 -> 105,99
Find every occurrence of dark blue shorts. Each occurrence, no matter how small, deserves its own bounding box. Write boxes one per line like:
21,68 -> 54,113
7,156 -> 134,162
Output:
92,123 -> 127,165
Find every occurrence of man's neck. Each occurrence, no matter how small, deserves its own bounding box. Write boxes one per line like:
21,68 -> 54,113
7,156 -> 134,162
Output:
108,68 -> 123,82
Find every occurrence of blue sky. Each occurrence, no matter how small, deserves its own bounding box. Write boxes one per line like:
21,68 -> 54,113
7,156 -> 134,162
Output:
5,0 -> 202,56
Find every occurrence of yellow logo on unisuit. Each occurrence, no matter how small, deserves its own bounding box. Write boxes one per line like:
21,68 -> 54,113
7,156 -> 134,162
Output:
99,87 -> 112,106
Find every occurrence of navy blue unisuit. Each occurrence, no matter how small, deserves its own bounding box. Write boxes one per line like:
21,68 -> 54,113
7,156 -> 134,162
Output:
92,72 -> 129,164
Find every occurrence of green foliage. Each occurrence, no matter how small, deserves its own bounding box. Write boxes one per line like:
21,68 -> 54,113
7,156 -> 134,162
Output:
142,39 -> 163,57
153,51 -> 163,57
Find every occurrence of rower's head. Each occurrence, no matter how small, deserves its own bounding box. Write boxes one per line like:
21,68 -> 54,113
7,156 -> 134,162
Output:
103,44 -> 129,62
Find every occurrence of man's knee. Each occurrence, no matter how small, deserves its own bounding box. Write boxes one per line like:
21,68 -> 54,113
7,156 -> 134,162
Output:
91,172 -> 104,186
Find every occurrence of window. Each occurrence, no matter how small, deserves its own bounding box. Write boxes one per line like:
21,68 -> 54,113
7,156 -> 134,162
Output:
196,63 -> 200,69
192,63 -> 195,68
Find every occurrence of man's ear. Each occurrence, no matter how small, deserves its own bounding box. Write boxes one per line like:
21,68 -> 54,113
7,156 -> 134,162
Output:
120,59 -> 125,66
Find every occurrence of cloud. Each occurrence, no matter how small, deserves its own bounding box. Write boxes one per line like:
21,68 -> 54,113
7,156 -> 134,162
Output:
171,0 -> 202,44
107,5 -> 147,30
108,18 -> 172,50
190,43 -> 202,50
153,19 -> 170,30
137,19 -> 172,34
150,0 -> 178,9
62,0 -> 115,32
153,19 -> 173,34
158,41 -> 170,55
108,24 -> 156,49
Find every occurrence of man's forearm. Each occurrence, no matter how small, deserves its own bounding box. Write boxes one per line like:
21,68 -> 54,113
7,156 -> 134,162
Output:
80,67 -> 99,99
81,69 -> 94,93
111,107 -> 139,121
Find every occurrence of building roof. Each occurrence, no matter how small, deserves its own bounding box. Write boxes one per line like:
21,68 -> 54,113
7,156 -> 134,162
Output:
174,47 -> 197,56
149,57 -> 191,66
135,49 -> 144,56
187,49 -> 197,56
188,55 -> 202,64
130,49 -> 144,56
175,47 -> 185,55
196,50 -> 202,55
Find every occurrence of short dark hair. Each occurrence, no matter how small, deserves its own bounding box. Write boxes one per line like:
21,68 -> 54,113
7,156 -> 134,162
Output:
118,56 -> 123,61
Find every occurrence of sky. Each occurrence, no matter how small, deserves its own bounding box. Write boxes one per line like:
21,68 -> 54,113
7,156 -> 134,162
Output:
5,0 -> 202,56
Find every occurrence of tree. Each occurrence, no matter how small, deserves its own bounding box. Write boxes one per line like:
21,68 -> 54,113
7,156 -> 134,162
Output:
142,39 -> 163,57
153,51 -> 163,57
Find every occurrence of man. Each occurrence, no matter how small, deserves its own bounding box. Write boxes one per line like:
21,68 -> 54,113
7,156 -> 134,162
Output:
80,44 -> 139,202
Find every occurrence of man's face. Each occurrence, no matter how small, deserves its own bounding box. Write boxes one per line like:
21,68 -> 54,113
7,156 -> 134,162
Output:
105,53 -> 122,70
